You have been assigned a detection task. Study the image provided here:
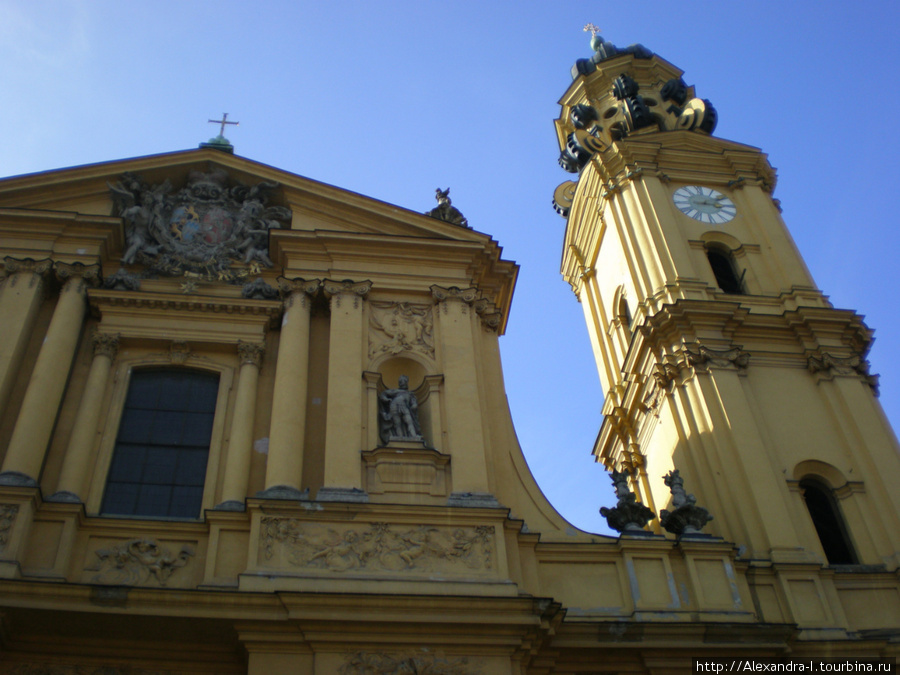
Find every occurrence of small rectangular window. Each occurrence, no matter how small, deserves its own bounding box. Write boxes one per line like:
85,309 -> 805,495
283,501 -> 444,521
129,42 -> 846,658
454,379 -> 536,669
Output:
100,369 -> 219,519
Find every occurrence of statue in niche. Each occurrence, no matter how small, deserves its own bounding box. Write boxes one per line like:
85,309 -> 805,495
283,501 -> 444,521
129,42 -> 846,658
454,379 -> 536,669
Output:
378,375 -> 424,445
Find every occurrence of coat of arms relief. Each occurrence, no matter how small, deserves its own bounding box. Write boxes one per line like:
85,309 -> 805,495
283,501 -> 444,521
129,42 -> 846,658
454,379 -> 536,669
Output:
109,168 -> 291,281
368,301 -> 435,360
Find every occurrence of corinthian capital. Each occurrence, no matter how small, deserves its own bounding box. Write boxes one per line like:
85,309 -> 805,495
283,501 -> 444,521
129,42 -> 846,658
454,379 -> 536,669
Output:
237,340 -> 266,367
92,331 -> 120,360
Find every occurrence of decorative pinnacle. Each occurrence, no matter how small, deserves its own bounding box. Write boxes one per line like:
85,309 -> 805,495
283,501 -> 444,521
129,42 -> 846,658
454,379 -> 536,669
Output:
583,23 -> 601,37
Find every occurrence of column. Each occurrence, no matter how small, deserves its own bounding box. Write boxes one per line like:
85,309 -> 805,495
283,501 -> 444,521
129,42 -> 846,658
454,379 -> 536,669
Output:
431,286 -> 491,497
261,278 -> 319,499
218,340 -> 264,509
0,262 -> 99,487
0,258 -> 52,417
49,332 -> 119,502
318,279 -> 371,501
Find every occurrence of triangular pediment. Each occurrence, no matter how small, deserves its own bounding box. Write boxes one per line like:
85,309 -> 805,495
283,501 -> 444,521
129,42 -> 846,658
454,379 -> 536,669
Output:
0,149 -> 517,330
0,148 -> 487,243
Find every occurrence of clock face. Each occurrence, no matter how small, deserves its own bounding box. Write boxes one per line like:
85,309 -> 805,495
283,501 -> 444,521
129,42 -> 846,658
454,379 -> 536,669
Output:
673,186 -> 736,224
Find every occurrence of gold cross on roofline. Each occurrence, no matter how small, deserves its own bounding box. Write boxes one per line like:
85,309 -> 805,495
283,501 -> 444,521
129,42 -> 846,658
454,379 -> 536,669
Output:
583,23 -> 601,37
208,113 -> 239,137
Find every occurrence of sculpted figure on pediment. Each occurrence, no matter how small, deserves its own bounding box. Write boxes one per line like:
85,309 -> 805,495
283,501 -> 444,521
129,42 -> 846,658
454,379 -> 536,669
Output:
109,170 -> 291,281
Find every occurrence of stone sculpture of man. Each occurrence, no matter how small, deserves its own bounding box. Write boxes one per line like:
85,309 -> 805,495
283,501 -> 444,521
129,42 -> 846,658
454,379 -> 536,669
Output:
379,375 -> 423,444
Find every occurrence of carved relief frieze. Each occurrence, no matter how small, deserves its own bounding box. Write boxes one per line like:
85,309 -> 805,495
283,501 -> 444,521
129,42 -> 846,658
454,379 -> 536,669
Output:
85,538 -> 194,586
0,504 -> 19,551
808,351 -> 879,392
340,652 -> 479,675
369,301 -> 434,360
259,519 -> 494,574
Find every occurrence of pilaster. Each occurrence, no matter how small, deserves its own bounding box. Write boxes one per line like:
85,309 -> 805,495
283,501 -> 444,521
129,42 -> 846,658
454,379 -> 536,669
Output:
219,340 -> 265,509
0,262 -> 100,487
49,331 -> 120,502
431,286 -> 491,496
261,278 -> 319,499
0,257 -> 52,417
318,279 -> 371,501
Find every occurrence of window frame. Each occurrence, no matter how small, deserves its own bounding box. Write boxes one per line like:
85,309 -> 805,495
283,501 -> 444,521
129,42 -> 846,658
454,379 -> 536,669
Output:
86,353 -> 233,519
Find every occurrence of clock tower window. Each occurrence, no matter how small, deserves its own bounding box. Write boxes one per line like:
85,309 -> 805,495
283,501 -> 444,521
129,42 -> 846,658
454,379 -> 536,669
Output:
799,478 -> 858,565
706,246 -> 744,295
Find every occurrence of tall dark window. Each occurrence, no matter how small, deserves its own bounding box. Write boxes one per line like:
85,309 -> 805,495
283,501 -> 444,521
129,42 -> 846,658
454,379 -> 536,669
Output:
800,478 -> 857,565
101,369 -> 219,519
706,247 -> 744,294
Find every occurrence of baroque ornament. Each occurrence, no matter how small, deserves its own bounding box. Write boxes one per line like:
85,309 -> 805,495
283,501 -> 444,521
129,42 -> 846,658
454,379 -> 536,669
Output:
369,301 -> 434,359
260,519 -> 494,573
0,504 -> 19,551
599,469 -> 655,533
659,469 -> 714,536
340,651 -> 478,675
109,170 -> 291,280
86,538 -> 194,586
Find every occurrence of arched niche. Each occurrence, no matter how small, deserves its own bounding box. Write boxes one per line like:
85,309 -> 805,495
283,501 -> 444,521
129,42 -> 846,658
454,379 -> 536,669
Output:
367,354 -> 441,451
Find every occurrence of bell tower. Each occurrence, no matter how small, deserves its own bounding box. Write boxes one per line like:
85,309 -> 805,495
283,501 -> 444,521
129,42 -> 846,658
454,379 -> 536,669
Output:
555,30 -> 900,571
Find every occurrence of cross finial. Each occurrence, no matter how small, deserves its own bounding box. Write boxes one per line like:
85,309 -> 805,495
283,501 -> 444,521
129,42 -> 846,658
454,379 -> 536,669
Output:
208,113 -> 239,138
583,23 -> 601,37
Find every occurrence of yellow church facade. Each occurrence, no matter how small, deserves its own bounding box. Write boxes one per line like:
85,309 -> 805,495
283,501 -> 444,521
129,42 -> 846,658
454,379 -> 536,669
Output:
0,34 -> 898,674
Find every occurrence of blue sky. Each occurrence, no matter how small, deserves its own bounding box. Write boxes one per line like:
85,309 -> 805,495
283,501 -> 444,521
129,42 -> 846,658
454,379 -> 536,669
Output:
2,1 -> 899,535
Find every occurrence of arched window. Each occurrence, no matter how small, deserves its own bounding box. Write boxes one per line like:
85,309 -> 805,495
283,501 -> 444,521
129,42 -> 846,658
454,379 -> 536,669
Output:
617,295 -> 633,340
800,478 -> 857,565
101,369 -> 219,519
706,247 -> 744,294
